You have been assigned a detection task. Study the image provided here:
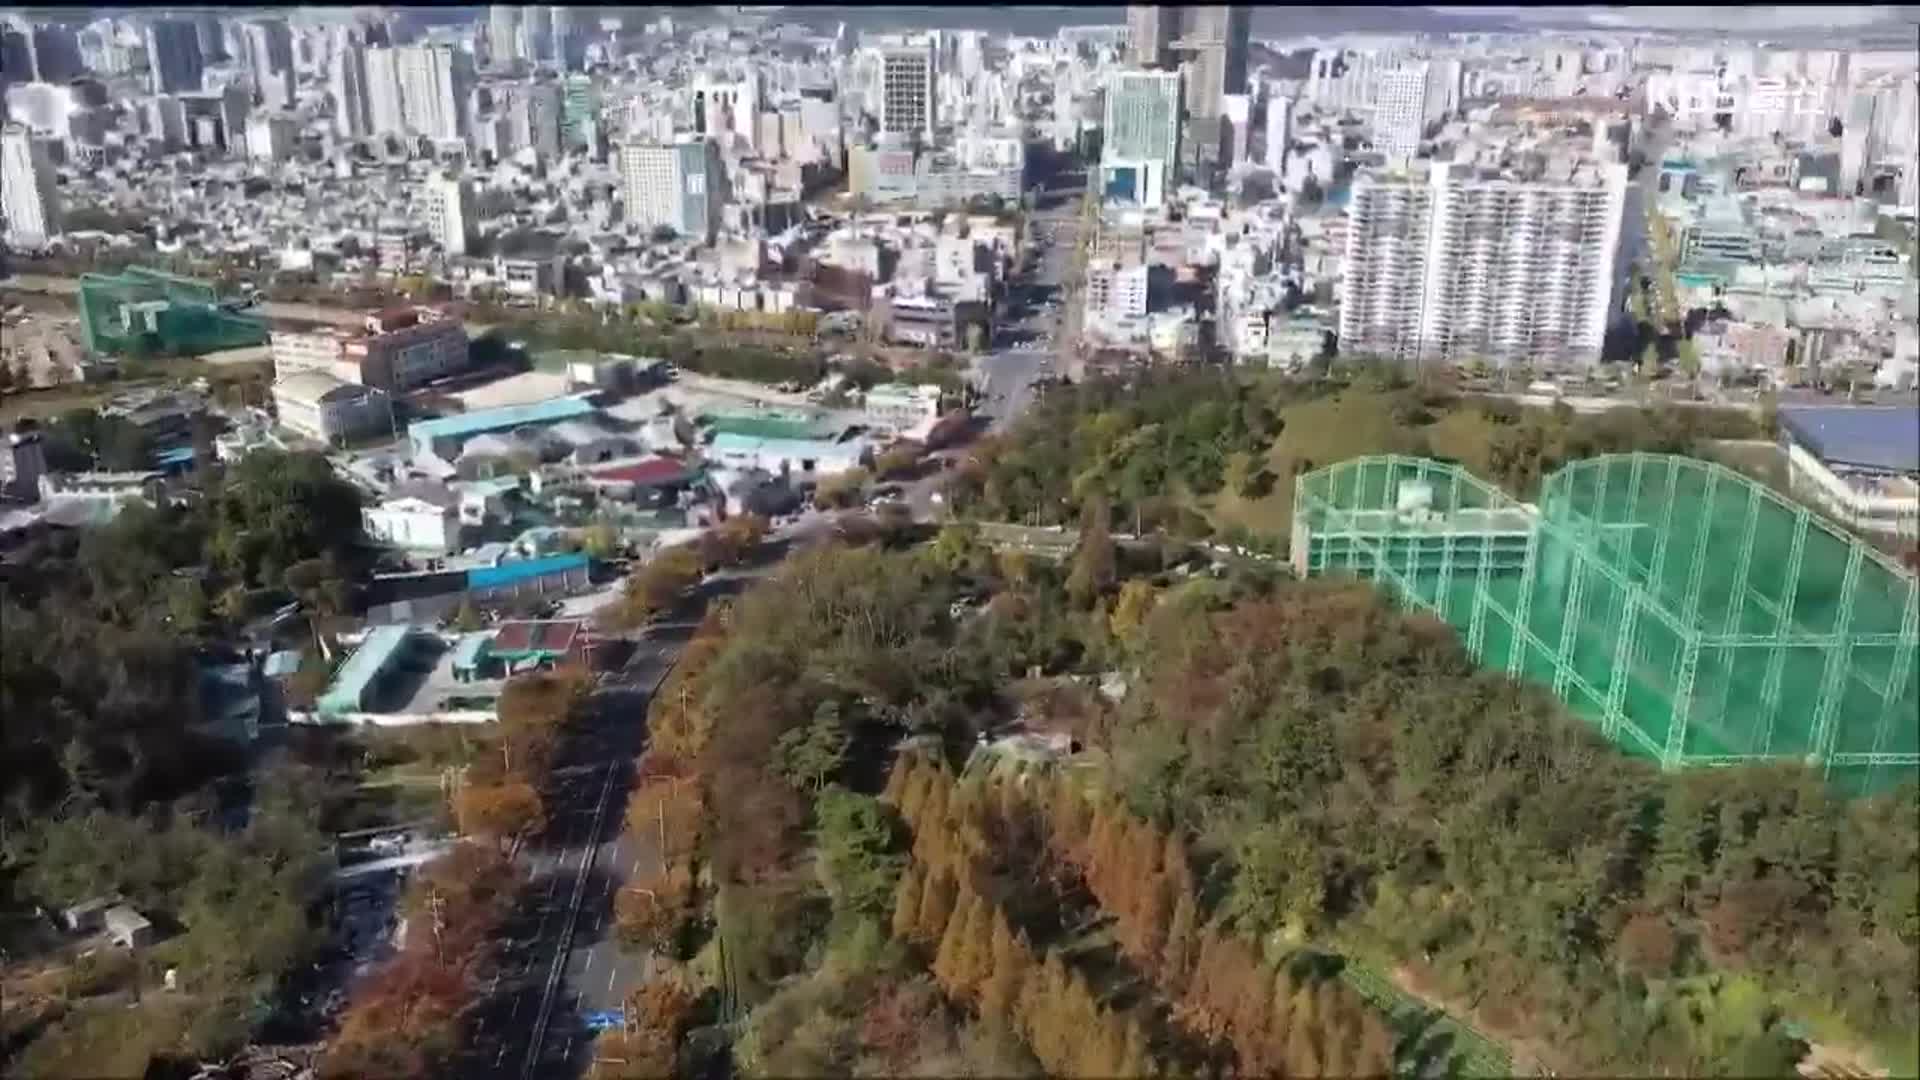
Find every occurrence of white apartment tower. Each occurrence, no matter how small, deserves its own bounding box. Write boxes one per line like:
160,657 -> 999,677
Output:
365,46 -> 406,137
240,18 -> 295,109
879,44 -> 935,142
487,5 -> 521,66
1,125 -> 60,248
1372,62 -> 1436,161
424,173 -> 477,255
330,38 -> 372,138
619,139 -> 724,244
1339,159 -> 1630,368
1265,92 -> 1293,172
397,44 -> 472,141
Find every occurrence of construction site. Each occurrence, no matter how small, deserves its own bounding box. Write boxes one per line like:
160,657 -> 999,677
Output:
1292,453 -> 1919,796
75,266 -> 269,359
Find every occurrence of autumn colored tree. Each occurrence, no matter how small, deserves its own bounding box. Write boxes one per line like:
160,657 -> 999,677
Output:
614,863 -> 696,955
454,779 -> 545,846
1617,911 -> 1679,980
627,777 -> 702,865
892,861 -> 927,943
916,869 -> 958,948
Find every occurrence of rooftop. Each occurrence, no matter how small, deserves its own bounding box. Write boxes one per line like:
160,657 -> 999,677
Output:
317,624 -> 413,716
409,397 -> 600,444
1779,406 -> 1920,474
490,619 -> 586,658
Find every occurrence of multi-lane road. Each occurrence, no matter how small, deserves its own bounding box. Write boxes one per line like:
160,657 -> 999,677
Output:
971,172 -> 1088,434
458,558 -> 802,1079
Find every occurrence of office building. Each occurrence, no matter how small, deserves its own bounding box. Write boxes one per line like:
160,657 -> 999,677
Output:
879,44 -> 935,142
145,18 -> 205,95
1338,159 -> 1630,368
423,173 -> 477,256
1104,69 -> 1183,166
331,39 -> 371,138
1,124 -> 59,247
1102,68 -> 1182,207
240,18 -> 295,109
619,138 -> 725,243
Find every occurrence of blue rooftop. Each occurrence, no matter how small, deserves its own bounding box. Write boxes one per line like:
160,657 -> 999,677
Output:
408,397 -> 599,449
1779,406 -> 1920,474
317,625 -> 413,716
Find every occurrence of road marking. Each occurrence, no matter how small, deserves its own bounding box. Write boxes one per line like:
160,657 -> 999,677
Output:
608,966 -> 618,994
584,949 -> 594,973
510,996 -> 520,1021
495,1046 -> 507,1067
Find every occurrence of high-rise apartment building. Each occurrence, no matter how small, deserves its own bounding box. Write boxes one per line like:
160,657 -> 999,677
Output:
28,24 -> 83,83
1126,5 -> 1179,69
1,124 -> 60,248
619,138 -> 725,243
240,18 -> 295,109
365,46 -> 405,137
1174,5 -> 1249,122
331,38 -> 371,138
1372,63 -> 1436,161
145,18 -> 205,95
518,6 -> 552,70
423,173 -> 476,255
487,6 -> 521,66
397,43 -> 471,141
1265,91 -> 1293,172
879,44 -> 935,142
0,28 -> 30,86
1338,159 -> 1630,368
548,6 -> 583,72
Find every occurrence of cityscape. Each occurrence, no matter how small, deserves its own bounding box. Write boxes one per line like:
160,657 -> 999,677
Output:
0,5 -> 1916,1080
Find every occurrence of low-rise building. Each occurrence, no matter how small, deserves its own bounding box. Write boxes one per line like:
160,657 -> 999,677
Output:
270,306 -> 469,394
272,371 -> 394,444
363,495 -> 459,554
863,382 -> 943,437
1778,405 -> 1920,540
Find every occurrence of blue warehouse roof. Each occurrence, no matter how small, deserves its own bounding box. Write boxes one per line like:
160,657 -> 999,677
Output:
408,397 -> 599,445
1779,406 -> 1920,474
317,624 -> 413,716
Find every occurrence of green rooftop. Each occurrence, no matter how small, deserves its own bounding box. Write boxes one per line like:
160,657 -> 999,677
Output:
702,411 -> 833,441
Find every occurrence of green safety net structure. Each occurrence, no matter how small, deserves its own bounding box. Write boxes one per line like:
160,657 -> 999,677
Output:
1292,454 -> 1919,796
77,266 -> 269,358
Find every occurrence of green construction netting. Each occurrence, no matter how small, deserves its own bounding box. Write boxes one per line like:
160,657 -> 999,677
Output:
77,266 -> 269,359
1294,454 -> 1920,796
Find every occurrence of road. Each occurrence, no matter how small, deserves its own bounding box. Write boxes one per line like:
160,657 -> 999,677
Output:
971,170 -> 1087,434
460,559 -> 795,1080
